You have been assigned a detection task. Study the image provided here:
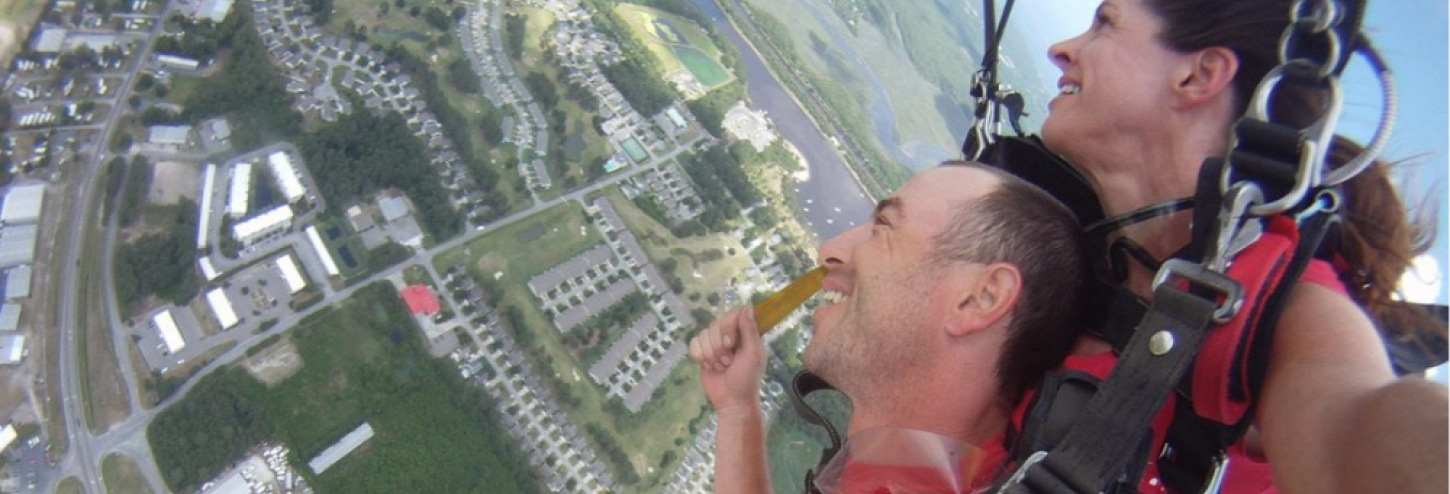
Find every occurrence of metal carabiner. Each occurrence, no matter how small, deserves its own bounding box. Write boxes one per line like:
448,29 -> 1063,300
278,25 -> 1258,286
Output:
1234,66 -> 1343,216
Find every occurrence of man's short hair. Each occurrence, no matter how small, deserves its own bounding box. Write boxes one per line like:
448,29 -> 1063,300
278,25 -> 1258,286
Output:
929,162 -> 1087,403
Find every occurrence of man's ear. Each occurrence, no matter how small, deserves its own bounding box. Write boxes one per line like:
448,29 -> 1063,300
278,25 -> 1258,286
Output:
1175,46 -> 1238,108
946,263 -> 1022,337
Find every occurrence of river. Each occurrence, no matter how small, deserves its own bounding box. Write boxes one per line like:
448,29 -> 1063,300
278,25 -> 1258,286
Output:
688,0 -> 875,242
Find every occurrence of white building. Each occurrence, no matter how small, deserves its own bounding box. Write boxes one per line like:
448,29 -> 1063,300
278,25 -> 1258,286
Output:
232,204 -> 294,247
206,288 -> 239,329
275,254 -> 308,294
1,183 -> 45,224
0,424 -> 15,454
148,125 -> 192,146
0,335 -> 23,365
198,257 -> 219,281
151,310 -> 186,354
194,0 -> 234,22
305,226 -> 341,276
157,54 -> 200,71
0,304 -> 21,331
197,164 -> 217,248
267,152 -> 307,203
0,224 -> 38,268
227,162 -> 252,218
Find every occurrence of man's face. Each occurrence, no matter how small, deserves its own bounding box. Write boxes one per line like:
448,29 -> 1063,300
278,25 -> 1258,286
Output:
805,167 -> 1001,395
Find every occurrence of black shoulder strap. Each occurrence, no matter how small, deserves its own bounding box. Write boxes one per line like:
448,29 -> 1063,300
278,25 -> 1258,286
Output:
1003,287 -> 1220,494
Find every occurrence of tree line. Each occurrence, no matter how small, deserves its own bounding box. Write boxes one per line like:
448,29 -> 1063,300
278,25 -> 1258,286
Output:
179,5 -> 302,149
297,107 -> 463,240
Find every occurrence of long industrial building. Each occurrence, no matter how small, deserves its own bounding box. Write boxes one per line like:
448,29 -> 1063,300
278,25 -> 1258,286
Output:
206,288 -> 239,329
0,183 -> 45,224
304,226 -> 341,276
151,310 -> 186,354
227,162 -> 252,218
267,151 -> 307,203
232,205 -> 294,247
0,224 -> 38,268
308,423 -> 375,474
197,163 -> 217,249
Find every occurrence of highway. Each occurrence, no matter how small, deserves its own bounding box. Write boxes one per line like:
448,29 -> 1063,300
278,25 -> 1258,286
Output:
48,2 -> 178,493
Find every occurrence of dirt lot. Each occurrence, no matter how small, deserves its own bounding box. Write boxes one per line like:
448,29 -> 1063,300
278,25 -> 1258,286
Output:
146,161 -> 200,205
242,338 -> 302,387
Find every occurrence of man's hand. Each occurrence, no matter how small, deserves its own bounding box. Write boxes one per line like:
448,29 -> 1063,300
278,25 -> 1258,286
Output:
690,306 -> 767,414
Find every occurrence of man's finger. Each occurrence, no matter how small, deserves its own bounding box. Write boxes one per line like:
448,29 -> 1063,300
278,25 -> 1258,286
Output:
736,306 -> 759,349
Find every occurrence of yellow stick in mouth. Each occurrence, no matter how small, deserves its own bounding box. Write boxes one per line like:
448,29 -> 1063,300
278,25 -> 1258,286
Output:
752,266 -> 827,335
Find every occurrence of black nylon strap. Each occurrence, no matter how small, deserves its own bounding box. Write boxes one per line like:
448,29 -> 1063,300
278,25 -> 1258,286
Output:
791,371 -> 843,494
1005,287 -> 1220,494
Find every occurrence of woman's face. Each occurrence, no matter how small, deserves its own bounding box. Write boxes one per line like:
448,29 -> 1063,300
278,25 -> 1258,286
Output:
1040,0 -> 1194,163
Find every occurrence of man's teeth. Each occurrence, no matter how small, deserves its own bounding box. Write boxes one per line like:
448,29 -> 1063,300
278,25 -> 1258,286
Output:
819,291 -> 846,305
1060,84 -> 1081,95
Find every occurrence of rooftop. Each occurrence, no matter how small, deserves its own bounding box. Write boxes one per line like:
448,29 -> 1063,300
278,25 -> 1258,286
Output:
401,284 -> 441,316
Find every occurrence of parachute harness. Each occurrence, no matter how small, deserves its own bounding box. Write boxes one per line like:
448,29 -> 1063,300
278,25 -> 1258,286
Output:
992,0 -> 1397,493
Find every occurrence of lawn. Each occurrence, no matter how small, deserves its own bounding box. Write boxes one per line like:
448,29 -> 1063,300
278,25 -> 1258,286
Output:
433,202 -> 601,282
512,6 -> 617,197
102,454 -> 153,494
614,3 -> 733,90
401,264 -> 435,287
164,75 -> 203,107
54,477 -> 84,494
601,187 -> 751,313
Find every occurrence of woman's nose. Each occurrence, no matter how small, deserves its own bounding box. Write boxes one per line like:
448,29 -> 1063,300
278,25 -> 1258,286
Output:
1048,35 -> 1079,71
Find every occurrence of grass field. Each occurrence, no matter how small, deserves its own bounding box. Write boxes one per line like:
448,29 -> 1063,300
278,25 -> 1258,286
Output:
432,200 -> 717,493
615,3 -> 734,90
54,477 -> 84,494
511,5 -> 616,196
102,454 -> 154,494
740,0 -> 962,166
150,283 -> 537,494
80,183 -> 131,434
601,187 -> 749,311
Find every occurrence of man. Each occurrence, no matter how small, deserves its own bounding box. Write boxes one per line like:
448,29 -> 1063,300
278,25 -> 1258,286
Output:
688,163 -> 1087,494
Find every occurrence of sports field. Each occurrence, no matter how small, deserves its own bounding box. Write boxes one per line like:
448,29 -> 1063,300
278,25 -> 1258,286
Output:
615,3 -> 734,89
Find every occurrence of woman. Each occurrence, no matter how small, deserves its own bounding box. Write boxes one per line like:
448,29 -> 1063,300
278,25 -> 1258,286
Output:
1039,0 -> 1447,492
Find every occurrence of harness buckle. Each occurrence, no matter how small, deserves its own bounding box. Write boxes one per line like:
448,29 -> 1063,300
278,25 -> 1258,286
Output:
1152,260 -> 1245,324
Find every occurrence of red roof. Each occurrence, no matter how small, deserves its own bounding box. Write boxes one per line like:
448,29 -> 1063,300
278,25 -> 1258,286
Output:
400,285 -> 441,316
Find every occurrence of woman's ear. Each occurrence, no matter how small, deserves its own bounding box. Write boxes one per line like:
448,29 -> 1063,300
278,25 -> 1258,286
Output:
946,263 -> 1022,338
1176,46 -> 1239,108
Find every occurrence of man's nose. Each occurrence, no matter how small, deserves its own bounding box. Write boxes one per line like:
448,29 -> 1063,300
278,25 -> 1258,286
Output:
817,224 -> 870,268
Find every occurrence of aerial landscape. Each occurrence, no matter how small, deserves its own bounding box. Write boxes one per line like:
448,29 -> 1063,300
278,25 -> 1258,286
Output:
0,0 -> 1442,492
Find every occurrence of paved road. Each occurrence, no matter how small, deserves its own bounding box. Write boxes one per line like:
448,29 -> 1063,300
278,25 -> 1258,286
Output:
50,3 -> 178,493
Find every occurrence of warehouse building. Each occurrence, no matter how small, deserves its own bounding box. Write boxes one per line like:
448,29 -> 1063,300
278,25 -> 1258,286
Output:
0,224 -> 38,268
275,254 -> 308,294
1,183 -> 45,224
206,288 -> 240,329
151,310 -> 186,354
